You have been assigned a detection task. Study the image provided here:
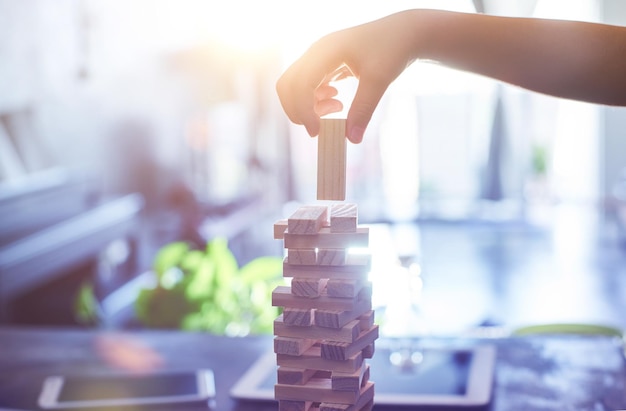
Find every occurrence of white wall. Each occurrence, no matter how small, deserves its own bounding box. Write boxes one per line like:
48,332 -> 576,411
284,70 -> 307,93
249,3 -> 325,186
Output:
601,0 -> 626,199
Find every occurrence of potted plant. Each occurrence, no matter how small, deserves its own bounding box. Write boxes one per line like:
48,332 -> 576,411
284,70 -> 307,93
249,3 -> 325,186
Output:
135,238 -> 284,335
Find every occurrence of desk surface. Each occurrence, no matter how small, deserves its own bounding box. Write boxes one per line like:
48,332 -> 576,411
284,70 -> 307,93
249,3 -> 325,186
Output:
0,327 -> 624,411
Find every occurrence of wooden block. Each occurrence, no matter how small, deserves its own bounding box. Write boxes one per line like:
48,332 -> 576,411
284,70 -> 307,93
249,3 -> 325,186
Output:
275,315 -> 360,343
273,286 -> 363,311
358,310 -> 375,331
361,365 -> 370,388
317,118 -> 347,201
326,279 -> 364,298
288,248 -> 318,265
283,254 -> 371,280
274,337 -> 316,356
284,227 -> 368,249
331,363 -> 368,392
277,367 -> 318,385
321,325 -> 379,361
317,248 -> 347,266
318,382 -> 374,411
313,370 -> 333,379
330,203 -> 357,233
288,205 -> 329,235
277,345 -> 363,374
315,298 -> 372,329
275,219 -> 288,239
279,399 -> 313,411
275,377 -> 359,404
283,308 -> 314,327
362,343 -> 375,359
291,278 -> 328,298
359,400 -> 374,411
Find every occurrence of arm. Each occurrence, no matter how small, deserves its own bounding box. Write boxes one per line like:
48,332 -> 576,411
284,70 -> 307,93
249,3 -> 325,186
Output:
276,9 -> 626,143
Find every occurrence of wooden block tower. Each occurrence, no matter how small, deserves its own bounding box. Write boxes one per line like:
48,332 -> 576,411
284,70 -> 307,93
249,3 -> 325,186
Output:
272,119 -> 377,411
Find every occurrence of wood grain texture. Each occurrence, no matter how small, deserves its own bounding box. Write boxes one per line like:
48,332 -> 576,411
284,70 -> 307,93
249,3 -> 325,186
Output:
318,382 -> 374,411
314,298 -> 372,330
273,286 -> 362,311
275,376 -> 359,404
274,220 -> 288,239
291,278 -> 328,298
358,310 -> 375,332
276,345 -> 363,374
288,248 -> 318,265
317,248 -> 347,266
329,203 -> 357,233
320,325 -> 379,361
284,227 -> 368,249
274,315 -> 360,343
274,336 -> 316,356
283,254 -> 371,280
279,399 -> 313,411
361,343 -> 375,359
288,206 -> 329,235
326,279 -> 364,298
283,308 -> 314,327
331,363 -> 368,392
317,118 -> 347,201
277,367 -> 318,385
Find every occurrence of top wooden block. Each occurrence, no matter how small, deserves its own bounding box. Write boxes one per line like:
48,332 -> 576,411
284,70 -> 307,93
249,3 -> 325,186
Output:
288,205 -> 329,235
317,119 -> 347,201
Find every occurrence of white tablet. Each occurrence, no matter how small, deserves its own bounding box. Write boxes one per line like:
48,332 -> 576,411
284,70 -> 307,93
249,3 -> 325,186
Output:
38,369 -> 215,409
231,343 -> 495,409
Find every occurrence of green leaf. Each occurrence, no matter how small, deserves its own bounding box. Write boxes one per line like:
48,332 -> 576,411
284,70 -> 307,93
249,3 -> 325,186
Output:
185,257 -> 216,302
153,242 -> 189,278
74,282 -> 100,326
239,256 -> 283,283
180,250 -> 207,274
207,238 -> 239,287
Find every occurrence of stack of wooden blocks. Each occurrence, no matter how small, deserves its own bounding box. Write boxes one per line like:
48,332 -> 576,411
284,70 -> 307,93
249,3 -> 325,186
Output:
271,119 -> 377,411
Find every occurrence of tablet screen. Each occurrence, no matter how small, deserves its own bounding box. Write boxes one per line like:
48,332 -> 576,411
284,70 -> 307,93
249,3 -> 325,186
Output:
257,348 -> 471,395
58,373 -> 200,402
367,347 -> 471,395
231,343 -> 495,407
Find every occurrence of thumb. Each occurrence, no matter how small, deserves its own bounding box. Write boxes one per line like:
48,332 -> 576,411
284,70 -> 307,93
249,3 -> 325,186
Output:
346,78 -> 387,144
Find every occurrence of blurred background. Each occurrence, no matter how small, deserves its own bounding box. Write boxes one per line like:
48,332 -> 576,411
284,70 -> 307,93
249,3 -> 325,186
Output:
1,0 -> 625,338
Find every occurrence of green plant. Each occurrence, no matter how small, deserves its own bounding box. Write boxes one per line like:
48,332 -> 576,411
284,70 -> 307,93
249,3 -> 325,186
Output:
135,238 -> 284,335
531,144 -> 548,177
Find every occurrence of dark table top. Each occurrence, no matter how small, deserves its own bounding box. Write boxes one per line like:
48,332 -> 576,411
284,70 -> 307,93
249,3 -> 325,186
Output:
0,327 -> 624,411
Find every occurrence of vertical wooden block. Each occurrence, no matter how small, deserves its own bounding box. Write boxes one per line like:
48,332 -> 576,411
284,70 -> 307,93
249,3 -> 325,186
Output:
330,203 -> 357,233
292,278 -> 328,298
317,118 -> 347,201
288,248 -> 318,265
317,248 -> 347,266
288,205 -> 329,234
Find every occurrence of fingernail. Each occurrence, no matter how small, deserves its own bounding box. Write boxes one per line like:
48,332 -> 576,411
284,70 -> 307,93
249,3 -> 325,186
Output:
348,126 -> 365,143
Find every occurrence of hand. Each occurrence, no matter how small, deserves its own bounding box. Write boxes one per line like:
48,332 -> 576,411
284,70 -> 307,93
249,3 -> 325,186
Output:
276,11 -> 421,143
